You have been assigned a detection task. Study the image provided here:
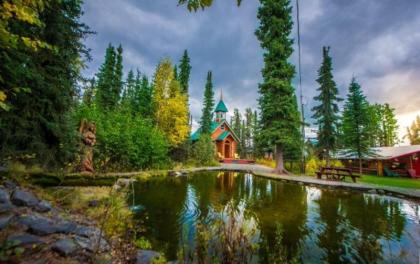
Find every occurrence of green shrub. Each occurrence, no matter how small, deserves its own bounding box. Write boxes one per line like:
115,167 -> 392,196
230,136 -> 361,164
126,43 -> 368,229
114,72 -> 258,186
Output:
190,134 -> 217,166
305,157 -> 344,176
74,104 -> 169,172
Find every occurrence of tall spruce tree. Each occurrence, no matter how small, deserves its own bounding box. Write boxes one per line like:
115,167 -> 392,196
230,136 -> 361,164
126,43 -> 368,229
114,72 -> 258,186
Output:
232,109 -> 242,139
178,50 -> 191,94
200,71 -> 215,134
96,44 -> 116,108
342,78 -> 371,174
311,47 -> 342,165
255,0 -> 302,173
122,69 -> 135,109
243,108 -> 254,158
113,45 -> 124,103
134,72 -> 152,118
0,0 -> 91,166
381,103 -> 399,146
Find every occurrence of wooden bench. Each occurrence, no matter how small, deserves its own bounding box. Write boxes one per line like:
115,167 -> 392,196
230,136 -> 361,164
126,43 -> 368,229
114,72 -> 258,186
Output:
316,167 -> 360,183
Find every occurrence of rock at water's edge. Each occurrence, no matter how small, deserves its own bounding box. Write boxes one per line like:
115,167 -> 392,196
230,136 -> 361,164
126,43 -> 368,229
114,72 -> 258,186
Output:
7,234 -> 44,246
11,189 -> 39,207
52,239 -> 78,256
0,213 -> 14,230
136,250 -> 161,264
35,200 -> 52,212
0,187 -> 10,203
3,180 -> 17,189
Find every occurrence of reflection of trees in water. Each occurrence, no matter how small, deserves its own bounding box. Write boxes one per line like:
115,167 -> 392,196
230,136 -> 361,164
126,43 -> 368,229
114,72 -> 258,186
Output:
248,178 -> 309,263
190,172 -> 309,262
132,172 -> 414,263
315,190 -> 353,263
132,177 -> 188,260
316,190 -> 407,263
181,201 -> 260,263
343,194 -> 406,263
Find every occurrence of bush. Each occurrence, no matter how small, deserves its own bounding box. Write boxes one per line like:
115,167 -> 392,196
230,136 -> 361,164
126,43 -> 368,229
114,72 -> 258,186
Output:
256,158 -> 275,168
74,104 -> 169,172
190,134 -> 217,166
305,157 -> 344,176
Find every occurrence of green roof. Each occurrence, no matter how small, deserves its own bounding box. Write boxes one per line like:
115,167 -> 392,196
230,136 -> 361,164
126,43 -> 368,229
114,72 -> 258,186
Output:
215,100 -> 228,112
216,131 -> 230,141
191,121 -> 219,141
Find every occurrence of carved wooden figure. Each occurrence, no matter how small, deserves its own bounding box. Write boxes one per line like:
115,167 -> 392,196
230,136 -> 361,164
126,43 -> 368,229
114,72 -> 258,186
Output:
79,119 -> 96,173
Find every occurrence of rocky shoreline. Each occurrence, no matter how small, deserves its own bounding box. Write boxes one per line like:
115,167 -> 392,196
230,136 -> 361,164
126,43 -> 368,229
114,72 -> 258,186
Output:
0,180 -> 162,263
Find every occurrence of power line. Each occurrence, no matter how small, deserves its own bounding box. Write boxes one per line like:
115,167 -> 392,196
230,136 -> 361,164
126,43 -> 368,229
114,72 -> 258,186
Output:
296,0 -> 306,174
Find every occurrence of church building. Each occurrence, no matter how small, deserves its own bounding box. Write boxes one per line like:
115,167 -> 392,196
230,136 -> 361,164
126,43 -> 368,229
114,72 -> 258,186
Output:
191,95 -> 240,159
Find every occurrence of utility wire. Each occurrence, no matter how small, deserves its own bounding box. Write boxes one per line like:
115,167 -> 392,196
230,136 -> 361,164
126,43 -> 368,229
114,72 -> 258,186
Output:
296,0 -> 306,174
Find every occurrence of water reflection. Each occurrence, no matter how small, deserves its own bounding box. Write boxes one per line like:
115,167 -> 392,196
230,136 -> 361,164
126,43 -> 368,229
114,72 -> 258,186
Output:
131,171 -> 419,263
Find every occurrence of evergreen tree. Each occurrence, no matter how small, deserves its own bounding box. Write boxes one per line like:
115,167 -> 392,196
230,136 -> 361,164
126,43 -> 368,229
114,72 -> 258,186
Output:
381,103 -> 399,146
0,0 -> 91,166
255,0 -> 302,173
141,75 -> 153,118
365,103 -> 399,147
366,104 -> 382,147
178,50 -> 191,94
243,108 -> 254,158
82,78 -> 95,106
96,44 -> 116,108
174,65 -> 178,80
312,47 -> 342,165
406,115 -> 420,145
133,70 -> 153,118
342,78 -> 371,174
200,71 -> 215,134
232,108 -> 242,139
122,69 -> 135,108
113,44 -> 124,103
252,110 -> 260,157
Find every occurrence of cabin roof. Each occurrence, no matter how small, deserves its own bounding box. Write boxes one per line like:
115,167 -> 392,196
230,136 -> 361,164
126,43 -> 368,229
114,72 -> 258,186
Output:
215,100 -> 228,113
216,131 -> 230,141
334,145 -> 420,160
191,120 -> 240,142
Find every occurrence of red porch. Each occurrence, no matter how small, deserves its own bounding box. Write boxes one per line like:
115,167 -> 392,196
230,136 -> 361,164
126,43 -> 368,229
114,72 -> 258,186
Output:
220,158 -> 256,164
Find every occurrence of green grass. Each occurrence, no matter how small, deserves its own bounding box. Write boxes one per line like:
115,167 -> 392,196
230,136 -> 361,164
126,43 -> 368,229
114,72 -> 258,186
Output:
345,175 -> 420,189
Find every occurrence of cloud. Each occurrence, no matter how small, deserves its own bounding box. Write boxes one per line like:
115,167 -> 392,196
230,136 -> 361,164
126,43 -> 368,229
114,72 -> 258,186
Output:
81,0 -> 420,136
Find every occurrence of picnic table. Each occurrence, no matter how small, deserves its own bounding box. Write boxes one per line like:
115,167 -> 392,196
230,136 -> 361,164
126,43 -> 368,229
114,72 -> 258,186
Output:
316,167 -> 360,183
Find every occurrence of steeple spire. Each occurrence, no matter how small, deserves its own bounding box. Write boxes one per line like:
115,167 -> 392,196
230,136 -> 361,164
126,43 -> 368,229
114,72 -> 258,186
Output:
220,88 -> 223,101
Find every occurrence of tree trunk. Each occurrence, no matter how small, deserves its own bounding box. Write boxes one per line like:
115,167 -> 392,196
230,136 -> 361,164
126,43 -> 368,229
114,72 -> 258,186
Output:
358,158 -> 363,175
275,144 -> 285,174
326,152 -> 331,167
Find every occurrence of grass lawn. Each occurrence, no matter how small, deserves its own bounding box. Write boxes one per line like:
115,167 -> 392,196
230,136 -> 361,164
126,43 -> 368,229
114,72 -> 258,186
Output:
346,175 -> 420,189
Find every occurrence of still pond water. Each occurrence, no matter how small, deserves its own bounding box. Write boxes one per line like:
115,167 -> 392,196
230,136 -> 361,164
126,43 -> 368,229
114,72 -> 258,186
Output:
130,171 -> 419,263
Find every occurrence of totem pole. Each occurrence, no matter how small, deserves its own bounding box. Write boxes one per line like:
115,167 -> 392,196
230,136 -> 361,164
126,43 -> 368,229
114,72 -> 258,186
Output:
79,119 -> 96,173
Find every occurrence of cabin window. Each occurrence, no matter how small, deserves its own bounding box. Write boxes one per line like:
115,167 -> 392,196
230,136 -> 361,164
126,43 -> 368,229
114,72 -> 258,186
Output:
221,124 -> 225,130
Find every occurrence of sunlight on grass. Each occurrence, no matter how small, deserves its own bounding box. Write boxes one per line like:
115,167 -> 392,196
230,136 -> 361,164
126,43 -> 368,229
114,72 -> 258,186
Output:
346,175 -> 420,189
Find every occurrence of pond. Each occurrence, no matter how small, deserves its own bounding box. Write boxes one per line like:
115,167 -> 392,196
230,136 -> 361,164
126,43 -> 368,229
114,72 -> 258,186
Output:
130,171 -> 420,263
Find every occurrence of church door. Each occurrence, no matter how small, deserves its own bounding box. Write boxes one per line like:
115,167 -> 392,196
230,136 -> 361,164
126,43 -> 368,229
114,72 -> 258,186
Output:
224,141 -> 231,158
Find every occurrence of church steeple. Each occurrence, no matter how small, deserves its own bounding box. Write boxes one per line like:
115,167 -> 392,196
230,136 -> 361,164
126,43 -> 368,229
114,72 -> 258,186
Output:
214,89 -> 228,123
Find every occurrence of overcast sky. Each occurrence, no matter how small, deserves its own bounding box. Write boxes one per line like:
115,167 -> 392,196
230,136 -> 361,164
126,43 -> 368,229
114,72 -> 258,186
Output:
81,0 -> 420,142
